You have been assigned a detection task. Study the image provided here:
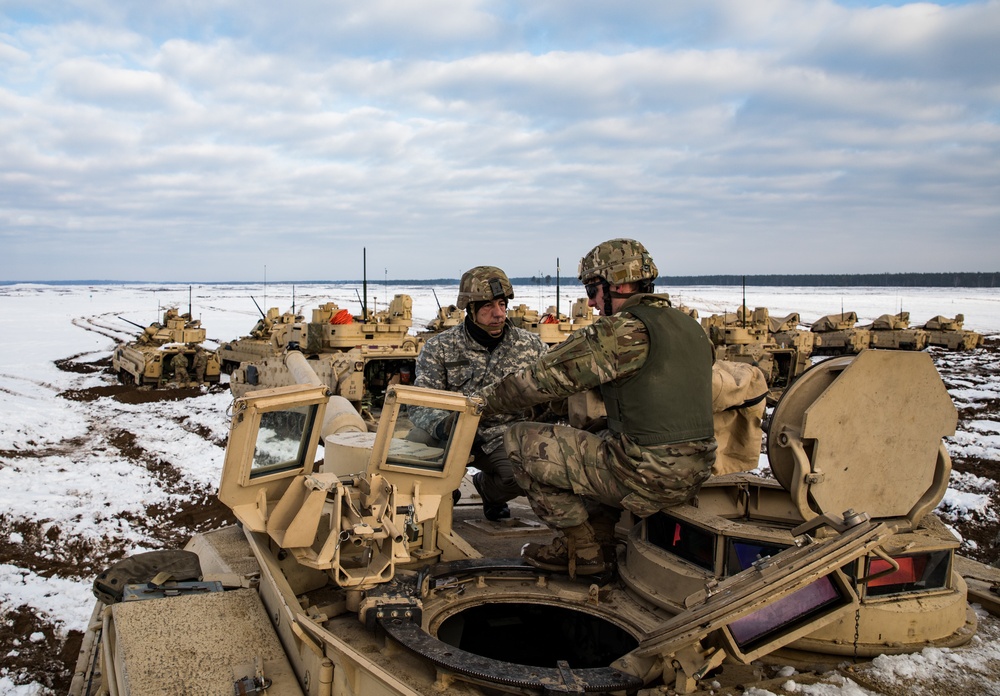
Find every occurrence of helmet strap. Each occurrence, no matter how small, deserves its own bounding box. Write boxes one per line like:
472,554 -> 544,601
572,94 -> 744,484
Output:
601,279 -> 614,316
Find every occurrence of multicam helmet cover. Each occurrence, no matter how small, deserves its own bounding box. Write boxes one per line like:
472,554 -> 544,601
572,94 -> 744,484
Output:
455,266 -> 515,311
578,238 -> 658,285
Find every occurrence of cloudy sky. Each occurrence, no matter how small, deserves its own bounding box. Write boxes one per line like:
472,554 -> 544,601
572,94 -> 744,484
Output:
1,0 -> 998,282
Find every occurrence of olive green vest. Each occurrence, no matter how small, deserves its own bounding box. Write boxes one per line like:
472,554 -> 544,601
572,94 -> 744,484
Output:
600,295 -> 714,445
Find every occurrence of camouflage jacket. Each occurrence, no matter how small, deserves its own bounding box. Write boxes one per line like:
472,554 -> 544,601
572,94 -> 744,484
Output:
479,299 -> 660,413
409,321 -> 547,453
480,295 -> 717,499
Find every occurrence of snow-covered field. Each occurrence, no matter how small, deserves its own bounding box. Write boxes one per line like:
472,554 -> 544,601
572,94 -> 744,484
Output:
1,281 -> 999,695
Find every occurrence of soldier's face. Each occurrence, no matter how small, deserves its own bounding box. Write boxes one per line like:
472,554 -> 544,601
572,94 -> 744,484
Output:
586,282 -> 606,314
476,298 -> 508,335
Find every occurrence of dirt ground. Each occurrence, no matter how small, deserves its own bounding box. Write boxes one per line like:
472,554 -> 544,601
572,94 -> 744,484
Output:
2,341 -> 999,694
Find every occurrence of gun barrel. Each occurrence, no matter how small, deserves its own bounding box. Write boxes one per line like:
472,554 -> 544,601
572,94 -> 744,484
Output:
118,316 -> 147,331
250,296 -> 266,319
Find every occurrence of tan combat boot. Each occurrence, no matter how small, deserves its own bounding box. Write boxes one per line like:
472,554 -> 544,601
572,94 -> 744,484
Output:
522,521 -> 607,578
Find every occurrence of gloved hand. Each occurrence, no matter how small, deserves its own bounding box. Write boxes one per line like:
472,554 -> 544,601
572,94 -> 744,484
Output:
433,412 -> 458,441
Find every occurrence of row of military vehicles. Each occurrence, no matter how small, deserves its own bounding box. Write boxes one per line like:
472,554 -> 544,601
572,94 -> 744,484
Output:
111,291 -> 983,410
80,290 -> 1000,695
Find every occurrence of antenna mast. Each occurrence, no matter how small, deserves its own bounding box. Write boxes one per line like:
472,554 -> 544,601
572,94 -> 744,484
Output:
362,248 -> 369,321
741,275 -> 746,329
556,258 -> 561,319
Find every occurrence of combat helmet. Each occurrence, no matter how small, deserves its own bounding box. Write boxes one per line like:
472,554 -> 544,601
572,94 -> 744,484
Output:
578,238 -> 658,285
456,266 -> 515,311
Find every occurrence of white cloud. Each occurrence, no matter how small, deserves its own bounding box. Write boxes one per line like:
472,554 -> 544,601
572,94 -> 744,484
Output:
0,1 -> 997,280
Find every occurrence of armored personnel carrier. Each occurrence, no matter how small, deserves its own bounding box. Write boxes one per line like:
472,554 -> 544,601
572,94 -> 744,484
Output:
702,306 -> 811,402
508,297 -> 595,345
864,311 -> 930,351
216,306 -> 304,373
810,311 -> 872,355
72,347 -> 1000,696
922,314 -> 984,350
111,308 -> 221,387
422,289 -> 464,334
229,295 -> 422,419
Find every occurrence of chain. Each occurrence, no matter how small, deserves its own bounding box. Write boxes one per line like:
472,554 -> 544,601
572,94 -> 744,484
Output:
853,607 -> 861,661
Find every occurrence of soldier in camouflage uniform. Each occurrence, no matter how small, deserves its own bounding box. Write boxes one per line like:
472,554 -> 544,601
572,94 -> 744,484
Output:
192,347 -> 209,383
171,352 -> 190,384
408,266 -> 547,520
479,239 -> 717,576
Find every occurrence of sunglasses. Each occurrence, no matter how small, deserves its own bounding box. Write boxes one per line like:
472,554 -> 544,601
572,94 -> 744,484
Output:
584,282 -> 602,300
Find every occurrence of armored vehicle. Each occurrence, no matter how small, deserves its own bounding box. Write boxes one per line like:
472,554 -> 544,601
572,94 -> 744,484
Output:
810,311 -> 872,355
922,314 -> 984,350
229,296 -> 422,419
423,304 -> 463,333
72,347 -> 1000,696
217,306 -> 304,373
863,311 -> 930,351
508,297 -> 595,345
111,308 -> 221,387
769,312 -> 815,356
422,289 -> 464,334
702,307 -> 811,402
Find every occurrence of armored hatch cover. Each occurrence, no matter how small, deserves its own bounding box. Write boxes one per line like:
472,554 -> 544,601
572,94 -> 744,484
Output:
767,350 -> 957,524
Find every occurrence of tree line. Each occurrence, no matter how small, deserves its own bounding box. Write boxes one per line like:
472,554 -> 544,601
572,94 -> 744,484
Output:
512,272 -> 1000,288
10,272 -> 997,287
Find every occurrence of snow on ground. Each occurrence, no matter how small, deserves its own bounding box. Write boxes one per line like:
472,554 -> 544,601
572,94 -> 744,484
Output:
1,281 -> 1000,694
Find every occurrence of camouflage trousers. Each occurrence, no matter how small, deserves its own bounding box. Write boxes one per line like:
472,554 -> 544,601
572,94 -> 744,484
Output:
504,422 -> 717,529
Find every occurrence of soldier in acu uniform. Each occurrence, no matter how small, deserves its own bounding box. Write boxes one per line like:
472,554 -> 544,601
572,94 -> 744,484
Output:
192,348 -> 209,383
408,266 -> 547,520
479,239 -> 717,576
171,353 -> 190,384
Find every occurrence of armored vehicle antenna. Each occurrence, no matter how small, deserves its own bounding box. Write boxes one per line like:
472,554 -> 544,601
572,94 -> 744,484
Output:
556,257 -> 561,318
188,285 -> 193,319
432,288 -> 443,312
742,275 -> 746,329
363,247 -> 369,321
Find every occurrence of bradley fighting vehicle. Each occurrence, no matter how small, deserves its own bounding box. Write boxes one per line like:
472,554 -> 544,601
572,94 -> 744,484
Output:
422,289 -> 464,335
702,307 -> 813,403
508,297 -> 596,345
71,347 -> 1000,696
863,312 -> 929,351
229,295 -> 422,421
217,302 -> 305,373
922,314 -> 985,351
112,307 -> 221,387
810,312 -> 871,355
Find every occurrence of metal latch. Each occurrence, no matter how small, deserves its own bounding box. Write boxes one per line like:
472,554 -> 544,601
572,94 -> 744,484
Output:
233,675 -> 271,695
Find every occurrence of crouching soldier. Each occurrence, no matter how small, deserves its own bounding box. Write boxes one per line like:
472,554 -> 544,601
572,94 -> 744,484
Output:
479,239 -> 717,576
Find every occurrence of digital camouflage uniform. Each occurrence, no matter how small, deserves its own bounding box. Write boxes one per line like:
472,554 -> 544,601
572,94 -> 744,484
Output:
193,349 -> 209,382
408,321 -> 547,504
480,294 -> 717,529
171,353 -> 189,383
